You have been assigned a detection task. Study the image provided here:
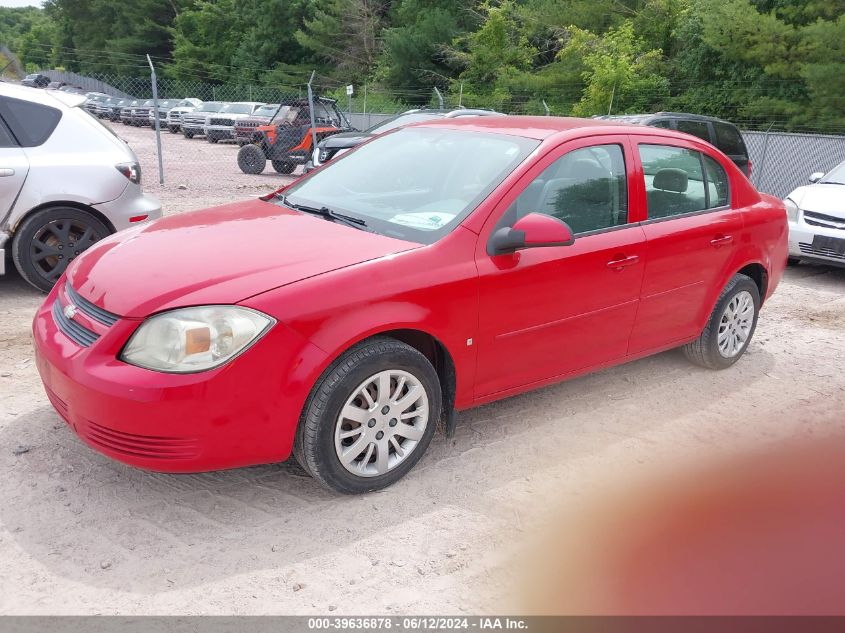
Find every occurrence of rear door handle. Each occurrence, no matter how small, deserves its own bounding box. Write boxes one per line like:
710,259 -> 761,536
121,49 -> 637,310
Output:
606,255 -> 640,271
710,235 -> 734,247
0,168 -> 14,177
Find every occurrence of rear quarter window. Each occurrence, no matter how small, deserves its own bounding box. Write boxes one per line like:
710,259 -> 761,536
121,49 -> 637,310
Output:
676,119 -> 712,143
0,96 -> 62,147
713,122 -> 747,157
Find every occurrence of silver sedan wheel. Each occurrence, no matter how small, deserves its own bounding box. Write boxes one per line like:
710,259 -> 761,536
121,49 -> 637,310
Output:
717,290 -> 754,358
334,369 -> 430,478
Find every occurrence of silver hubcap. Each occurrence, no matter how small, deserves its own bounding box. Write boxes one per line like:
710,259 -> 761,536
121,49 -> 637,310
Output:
717,290 -> 754,358
334,370 -> 429,478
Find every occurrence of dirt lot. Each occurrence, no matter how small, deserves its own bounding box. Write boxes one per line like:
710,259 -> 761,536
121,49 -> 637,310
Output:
1,123 -> 844,614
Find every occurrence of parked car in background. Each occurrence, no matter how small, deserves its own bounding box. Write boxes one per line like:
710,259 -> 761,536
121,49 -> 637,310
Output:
0,83 -> 161,292
234,104 -> 281,146
204,102 -> 264,143
58,85 -> 84,94
106,98 -> 130,122
597,112 -> 752,177
165,98 -> 202,133
120,99 -> 139,125
83,93 -> 108,115
127,99 -> 157,126
181,101 -> 225,139
237,97 -> 352,175
307,108 -> 504,171
33,116 -> 786,492
93,96 -> 122,119
22,74 -> 50,88
47,81 -> 67,90
147,99 -> 177,128
784,160 -> 845,267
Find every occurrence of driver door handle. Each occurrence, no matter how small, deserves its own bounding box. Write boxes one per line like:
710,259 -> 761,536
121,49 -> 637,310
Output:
0,168 -> 14,177
606,255 -> 640,271
710,234 -> 734,248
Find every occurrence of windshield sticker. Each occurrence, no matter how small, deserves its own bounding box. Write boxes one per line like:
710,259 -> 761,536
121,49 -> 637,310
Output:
389,212 -> 456,230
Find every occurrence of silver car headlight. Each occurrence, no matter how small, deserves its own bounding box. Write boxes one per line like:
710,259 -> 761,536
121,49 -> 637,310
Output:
784,197 -> 799,222
121,306 -> 275,373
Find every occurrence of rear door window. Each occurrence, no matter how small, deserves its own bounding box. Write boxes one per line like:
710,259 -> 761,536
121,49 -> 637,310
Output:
713,122 -> 747,157
676,119 -> 712,144
0,97 -> 62,147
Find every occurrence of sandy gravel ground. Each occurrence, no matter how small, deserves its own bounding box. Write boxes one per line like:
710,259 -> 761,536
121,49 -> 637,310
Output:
0,122 -> 844,615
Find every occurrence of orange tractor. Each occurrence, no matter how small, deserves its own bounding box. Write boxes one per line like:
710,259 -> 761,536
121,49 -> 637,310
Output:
236,97 -> 353,175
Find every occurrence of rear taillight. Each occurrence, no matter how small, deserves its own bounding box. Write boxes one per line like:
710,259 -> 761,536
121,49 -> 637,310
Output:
116,162 -> 142,185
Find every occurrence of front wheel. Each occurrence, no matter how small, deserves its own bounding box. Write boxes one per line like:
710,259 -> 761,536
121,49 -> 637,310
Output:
12,207 -> 111,292
272,160 -> 296,175
294,337 -> 442,494
237,144 -> 267,174
183,129 -> 194,139
682,273 -> 760,370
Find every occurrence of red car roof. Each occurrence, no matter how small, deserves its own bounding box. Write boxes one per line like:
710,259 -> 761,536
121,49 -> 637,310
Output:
414,115 -> 626,140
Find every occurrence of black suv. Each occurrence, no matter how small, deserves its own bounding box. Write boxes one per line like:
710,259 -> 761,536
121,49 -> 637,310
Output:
22,73 -> 50,88
598,112 -> 751,177
305,108 -> 504,172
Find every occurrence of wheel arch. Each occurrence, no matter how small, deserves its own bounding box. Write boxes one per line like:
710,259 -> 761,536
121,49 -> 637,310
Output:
307,326 -> 459,426
10,200 -> 116,237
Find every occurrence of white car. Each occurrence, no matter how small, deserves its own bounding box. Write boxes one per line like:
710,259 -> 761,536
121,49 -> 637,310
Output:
785,161 -> 845,267
0,83 -> 161,291
203,102 -> 264,143
164,98 -> 202,133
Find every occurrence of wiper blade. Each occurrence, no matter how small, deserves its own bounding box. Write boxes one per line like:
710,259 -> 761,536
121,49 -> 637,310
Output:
279,195 -> 368,229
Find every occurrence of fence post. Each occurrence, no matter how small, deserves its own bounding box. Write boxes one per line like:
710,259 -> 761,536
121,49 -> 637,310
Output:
146,54 -> 164,185
307,71 -> 318,164
542,100 -> 550,116
363,83 -> 368,129
434,87 -> 444,110
754,123 -> 775,190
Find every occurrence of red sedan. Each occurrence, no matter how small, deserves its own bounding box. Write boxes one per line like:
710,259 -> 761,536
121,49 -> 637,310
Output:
32,117 -> 787,493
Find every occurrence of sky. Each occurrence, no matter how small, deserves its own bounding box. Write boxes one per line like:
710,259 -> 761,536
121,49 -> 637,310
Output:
0,0 -> 42,6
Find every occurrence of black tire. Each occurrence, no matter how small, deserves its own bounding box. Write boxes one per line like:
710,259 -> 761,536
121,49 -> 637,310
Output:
208,135 -> 219,144
169,125 -> 179,134
12,207 -> 111,293
682,273 -> 761,370
272,160 -> 296,175
787,257 -> 800,266
294,337 -> 442,494
183,129 -> 194,139
237,144 -> 267,175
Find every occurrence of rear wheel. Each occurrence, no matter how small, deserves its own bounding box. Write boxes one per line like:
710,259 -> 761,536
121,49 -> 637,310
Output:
207,134 -> 219,144
272,160 -> 296,175
183,129 -> 194,139
237,144 -> 267,175
12,207 -> 111,293
168,125 -> 179,134
294,337 -> 441,494
682,273 -> 760,370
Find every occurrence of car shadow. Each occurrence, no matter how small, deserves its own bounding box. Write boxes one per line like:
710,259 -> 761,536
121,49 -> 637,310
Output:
0,342 -> 776,595
782,262 -> 845,290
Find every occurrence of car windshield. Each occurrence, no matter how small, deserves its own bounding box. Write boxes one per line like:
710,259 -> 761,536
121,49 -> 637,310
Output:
143,100 -> 155,106
820,162 -> 845,185
366,112 -> 442,134
271,106 -> 303,124
220,103 -> 257,114
279,127 -> 539,244
197,102 -> 224,112
254,105 -> 280,117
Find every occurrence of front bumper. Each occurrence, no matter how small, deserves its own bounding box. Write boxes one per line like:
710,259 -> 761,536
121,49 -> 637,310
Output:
788,217 -> 845,267
33,283 -> 326,473
204,125 -> 235,139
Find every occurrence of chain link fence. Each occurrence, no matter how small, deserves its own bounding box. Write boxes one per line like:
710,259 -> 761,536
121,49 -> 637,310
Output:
47,72 -> 845,211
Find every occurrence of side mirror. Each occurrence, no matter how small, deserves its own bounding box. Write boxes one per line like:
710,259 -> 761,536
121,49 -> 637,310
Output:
488,213 -> 575,256
809,172 -> 824,184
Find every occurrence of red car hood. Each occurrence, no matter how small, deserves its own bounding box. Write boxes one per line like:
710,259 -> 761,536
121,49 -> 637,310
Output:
67,199 -> 419,318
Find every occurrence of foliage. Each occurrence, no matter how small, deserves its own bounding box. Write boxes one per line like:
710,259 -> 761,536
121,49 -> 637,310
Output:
2,0 -> 844,131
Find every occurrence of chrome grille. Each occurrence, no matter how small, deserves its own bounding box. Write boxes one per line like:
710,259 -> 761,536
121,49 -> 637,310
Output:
208,117 -> 234,127
52,299 -> 99,347
799,243 -> 845,261
65,283 -> 119,326
804,210 -> 845,230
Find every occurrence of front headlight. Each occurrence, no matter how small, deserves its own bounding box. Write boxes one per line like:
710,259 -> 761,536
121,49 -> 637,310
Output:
121,306 -> 275,373
784,198 -> 799,222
